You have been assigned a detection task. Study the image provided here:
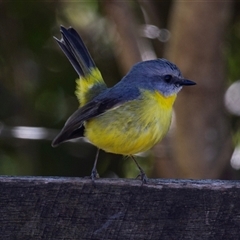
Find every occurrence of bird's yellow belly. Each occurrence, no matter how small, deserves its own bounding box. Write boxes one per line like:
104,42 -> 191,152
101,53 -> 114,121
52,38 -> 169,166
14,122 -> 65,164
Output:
85,91 -> 175,155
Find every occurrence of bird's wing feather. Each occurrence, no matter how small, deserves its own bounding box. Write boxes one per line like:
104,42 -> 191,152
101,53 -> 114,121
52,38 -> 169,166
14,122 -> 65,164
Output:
52,95 -> 133,147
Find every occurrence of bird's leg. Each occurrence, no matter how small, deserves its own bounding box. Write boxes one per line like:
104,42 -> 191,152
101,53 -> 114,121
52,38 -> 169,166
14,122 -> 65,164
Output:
130,155 -> 147,185
91,148 -> 100,184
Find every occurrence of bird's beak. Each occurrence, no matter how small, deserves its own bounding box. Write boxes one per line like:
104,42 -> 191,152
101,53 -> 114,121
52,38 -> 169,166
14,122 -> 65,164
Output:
180,79 -> 196,86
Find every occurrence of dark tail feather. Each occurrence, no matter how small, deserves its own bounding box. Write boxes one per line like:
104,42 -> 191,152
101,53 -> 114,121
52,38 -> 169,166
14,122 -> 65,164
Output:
54,26 -> 95,77
52,125 -> 85,147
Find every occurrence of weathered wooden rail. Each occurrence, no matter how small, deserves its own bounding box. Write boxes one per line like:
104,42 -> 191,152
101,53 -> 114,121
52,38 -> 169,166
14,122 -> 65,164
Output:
0,177 -> 240,239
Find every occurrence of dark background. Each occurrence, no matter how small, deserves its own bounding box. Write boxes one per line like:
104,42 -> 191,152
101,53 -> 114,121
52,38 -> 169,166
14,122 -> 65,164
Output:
0,1 -> 239,180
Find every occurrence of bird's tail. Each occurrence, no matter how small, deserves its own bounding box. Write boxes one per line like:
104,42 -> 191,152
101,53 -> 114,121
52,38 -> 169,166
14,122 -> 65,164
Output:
54,26 -> 107,106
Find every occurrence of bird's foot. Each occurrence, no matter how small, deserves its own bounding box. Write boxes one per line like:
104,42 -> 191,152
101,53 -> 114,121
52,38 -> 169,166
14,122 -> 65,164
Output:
90,169 -> 100,186
136,171 -> 148,185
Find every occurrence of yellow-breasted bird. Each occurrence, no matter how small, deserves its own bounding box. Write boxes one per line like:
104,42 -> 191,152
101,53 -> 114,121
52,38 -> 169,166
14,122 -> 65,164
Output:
52,26 -> 196,183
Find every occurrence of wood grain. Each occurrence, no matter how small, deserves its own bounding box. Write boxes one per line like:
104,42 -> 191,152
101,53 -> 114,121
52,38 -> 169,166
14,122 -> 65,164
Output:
0,177 -> 240,239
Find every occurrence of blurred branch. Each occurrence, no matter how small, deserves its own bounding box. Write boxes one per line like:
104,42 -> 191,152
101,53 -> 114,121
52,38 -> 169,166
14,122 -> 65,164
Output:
101,0 -> 143,74
164,1 -> 234,178
138,0 -> 170,57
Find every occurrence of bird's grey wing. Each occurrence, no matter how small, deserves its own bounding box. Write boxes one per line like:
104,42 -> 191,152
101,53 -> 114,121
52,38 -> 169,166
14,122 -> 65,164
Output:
52,96 -> 132,147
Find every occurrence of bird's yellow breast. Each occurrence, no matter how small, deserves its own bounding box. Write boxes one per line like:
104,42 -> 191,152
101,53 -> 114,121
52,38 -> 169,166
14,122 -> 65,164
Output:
85,90 -> 176,155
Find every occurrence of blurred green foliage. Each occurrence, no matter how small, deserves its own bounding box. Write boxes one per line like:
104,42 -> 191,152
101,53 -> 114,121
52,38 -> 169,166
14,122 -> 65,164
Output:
0,1 -> 136,178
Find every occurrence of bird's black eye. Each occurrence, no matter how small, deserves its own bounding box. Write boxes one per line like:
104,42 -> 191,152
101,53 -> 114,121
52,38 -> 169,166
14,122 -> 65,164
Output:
164,75 -> 172,83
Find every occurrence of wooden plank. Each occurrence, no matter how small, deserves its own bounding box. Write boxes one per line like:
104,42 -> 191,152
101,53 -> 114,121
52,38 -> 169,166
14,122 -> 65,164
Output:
0,177 -> 240,239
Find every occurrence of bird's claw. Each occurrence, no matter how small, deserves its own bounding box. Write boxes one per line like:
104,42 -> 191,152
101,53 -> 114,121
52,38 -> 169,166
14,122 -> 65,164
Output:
90,169 -> 99,186
136,171 -> 147,185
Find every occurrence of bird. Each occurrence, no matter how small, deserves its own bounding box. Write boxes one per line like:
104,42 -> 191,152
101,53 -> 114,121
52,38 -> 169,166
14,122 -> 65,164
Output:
52,26 -> 196,184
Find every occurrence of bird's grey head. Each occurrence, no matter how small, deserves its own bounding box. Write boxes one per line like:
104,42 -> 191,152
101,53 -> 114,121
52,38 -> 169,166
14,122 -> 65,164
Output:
128,58 -> 195,96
